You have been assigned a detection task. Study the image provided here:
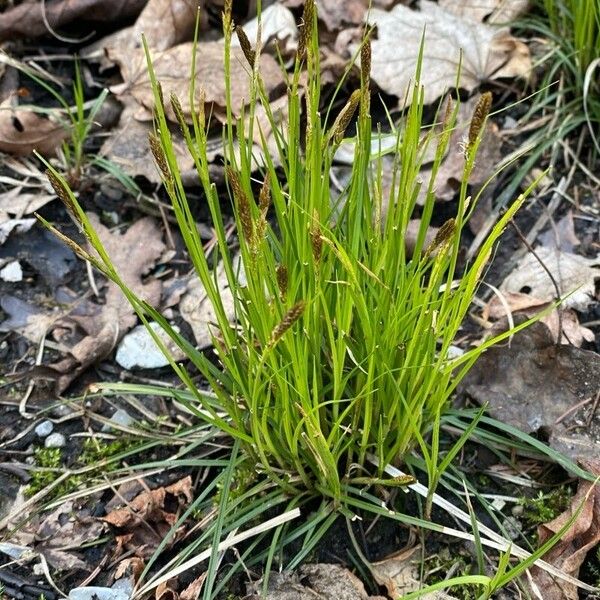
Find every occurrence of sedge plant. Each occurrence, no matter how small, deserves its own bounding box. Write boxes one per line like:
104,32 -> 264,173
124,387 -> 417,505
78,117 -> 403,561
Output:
37,0 -> 547,580
39,0 -> 536,505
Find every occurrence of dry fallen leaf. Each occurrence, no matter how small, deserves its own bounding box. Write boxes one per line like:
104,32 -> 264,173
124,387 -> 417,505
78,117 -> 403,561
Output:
16,500 -> 106,572
367,1 -> 531,106
102,477 -> 193,558
0,0 -> 147,42
483,292 -> 595,347
530,459 -> 600,600
232,4 -> 298,55
317,0 -> 369,31
179,259 -> 243,349
0,109 -> 68,156
499,247 -> 600,311
439,0 -> 530,24
538,211 -> 581,253
248,563 -> 386,600
46,215 -> 165,392
99,99 -> 195,183
180,574 -> 207,600
0,186 -> 56,221
109,42 -> 284,124
460,320 -> 600,462
0,295 -> 69,345
370,546 -> 459,599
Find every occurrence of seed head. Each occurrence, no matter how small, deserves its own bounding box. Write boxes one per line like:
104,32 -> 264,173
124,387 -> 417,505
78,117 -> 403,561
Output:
276,264 -> 288,300
360,37 -> 371,87
222,0 -> 233,33
45,223 -> 95,264
468,92 -> 492,150
442,96 -> 454,130
148,133 -> 172,183
256,175 -> 271,242
226,167 -> 254,244
235,24 -> 256,68
425,218 -> 456,257
310,210 -> 322,264
330,89 -> 361,145
297,0 -> 315,62
197,88 -> 206,130
268,301 -> 306,347
46,169 -> 77,217
170,93 -> 189,137
156,81 -> 165,110
258,175 -> 271,214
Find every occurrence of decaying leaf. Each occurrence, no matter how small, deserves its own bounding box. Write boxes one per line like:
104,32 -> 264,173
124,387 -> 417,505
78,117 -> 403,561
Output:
500,247 -> 600,311
316,0 -> 369,31
99,100 -> 195,183
247,563 -> 387,600
14,500 -> 106,572
0,295 -> 69,344
0,109 -> 68,156
232,4 -> 298,55
367,1 -> 531,106
483,292 -> 594,346
460,320 -> 600,462
370,546 -> 458,599
0,0 -> 147,42
102,477 -> 193,558
0,186 -> 56,221
179,259 -> 243,349
530,459 -> 600,600
46,215 -> 165,392
439,0 -> 530,24
538,211 -> 581,253
109,42 -> 285,124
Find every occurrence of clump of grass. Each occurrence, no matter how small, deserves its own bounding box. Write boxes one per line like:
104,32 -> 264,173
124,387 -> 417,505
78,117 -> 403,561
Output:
35,4 -> 578,597
541,0 -> 600,85
40,1 -> 534,506
516,0 -> 600,171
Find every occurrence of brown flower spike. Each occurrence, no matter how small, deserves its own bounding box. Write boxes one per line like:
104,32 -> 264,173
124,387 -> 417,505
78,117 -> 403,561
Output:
268,301 -> 306,347
226,167 -> 254,245
276,264 -> 288,300
468,92 -> 492,150
235,24 -> 256,68
297,0 -> 315,62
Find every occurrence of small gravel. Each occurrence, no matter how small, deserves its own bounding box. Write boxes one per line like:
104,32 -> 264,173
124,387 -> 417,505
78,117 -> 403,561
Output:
102,408 -> 135,432
34,420 -> 54,438
44,432 -> 66,448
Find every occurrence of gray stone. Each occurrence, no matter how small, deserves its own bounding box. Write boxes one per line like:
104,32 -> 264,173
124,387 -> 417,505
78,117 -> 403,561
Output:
102,408 -> 135,432
115,321 -> 185,370
44,432 -> 66,448
69,587 -> 129,600
35,420 -> 54,438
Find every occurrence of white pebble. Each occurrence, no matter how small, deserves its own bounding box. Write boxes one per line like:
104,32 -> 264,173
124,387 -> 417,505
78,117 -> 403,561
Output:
0,260 -> 23,282
44,432 -> 66,448
34,420 -> 54,438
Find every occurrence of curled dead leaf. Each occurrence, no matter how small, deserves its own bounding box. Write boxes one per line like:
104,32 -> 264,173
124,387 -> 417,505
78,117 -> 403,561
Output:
483,291 -> 595,347
499,247 -> 600,311
0,109 -> 68,156
0,0 -> 147,42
